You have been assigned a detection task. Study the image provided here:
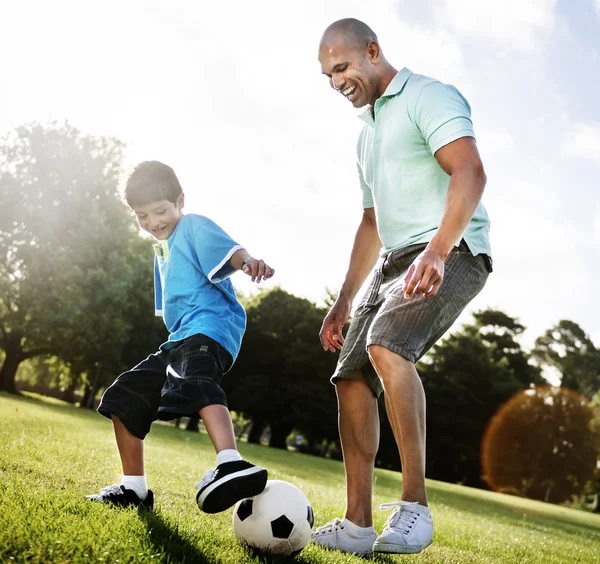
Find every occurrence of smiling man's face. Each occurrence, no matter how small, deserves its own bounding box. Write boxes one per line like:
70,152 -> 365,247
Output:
319,33 -> 381,108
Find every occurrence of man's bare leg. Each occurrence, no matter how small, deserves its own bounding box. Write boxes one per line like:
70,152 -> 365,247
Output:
368,345 -> 427,506
336,372 -> 380,526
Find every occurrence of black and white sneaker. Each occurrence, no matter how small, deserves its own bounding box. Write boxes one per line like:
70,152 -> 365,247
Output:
86,485 -> 154,510
196,460 -> 268,514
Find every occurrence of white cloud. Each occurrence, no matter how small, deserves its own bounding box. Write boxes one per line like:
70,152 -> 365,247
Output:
478,129 -> 515,156
439,0 -> 558,52
597,0 -> 600,17
561,122 -> 600,161
375,22 -> 468,88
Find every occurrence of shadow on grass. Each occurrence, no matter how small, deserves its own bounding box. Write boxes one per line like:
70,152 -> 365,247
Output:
241,545 -> 399,563
138,508 -> 213,563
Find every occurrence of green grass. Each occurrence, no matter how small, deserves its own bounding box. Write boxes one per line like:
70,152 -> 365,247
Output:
0,392 -> 598,563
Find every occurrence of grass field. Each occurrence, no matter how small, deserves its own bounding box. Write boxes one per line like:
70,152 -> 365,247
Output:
1,392 -> 598,563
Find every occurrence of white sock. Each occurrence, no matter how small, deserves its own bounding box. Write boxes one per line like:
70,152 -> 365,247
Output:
121,475 -> 148,500
216,449 -> 242,466
342,518 -> 375,536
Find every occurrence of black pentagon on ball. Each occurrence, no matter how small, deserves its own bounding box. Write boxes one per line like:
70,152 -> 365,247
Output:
271,515 -> 294,538
307,505 -> 314,527
236,499 -> 253,521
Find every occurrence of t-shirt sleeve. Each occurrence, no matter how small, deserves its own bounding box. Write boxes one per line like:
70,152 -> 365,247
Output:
358,161 -> 374,209
413,82 -> 475,155
154,256 -> 163,316
194,218 -> 243,283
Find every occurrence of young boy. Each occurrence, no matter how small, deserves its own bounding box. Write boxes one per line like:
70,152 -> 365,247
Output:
87,160 -> 275,513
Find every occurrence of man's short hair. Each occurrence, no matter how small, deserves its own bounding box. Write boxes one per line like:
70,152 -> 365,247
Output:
322,18 -> 378,51
124,161 -> 182,207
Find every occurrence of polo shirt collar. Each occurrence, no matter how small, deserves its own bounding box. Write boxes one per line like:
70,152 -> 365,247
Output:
153,239 -> 170,262
359,67 -> 413,126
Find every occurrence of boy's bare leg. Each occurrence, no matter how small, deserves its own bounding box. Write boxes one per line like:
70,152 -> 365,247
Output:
85,416 -> 151,505
196,404 -> 267,514
199,404 -> 237,452
112,415 -> 144,475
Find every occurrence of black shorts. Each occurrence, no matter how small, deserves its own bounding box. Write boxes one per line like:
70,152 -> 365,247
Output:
98,334 -> 233,439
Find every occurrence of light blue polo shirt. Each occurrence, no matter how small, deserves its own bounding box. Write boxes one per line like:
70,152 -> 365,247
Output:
153,214 -> 246,361
357,67 -> 491,257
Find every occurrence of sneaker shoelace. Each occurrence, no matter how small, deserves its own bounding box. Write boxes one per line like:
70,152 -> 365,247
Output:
311,517 -> 345,541
380,501 -> 420,535
196,469 -> 216,490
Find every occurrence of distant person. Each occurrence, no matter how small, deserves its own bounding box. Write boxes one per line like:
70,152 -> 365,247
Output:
313,19 -> 492,555
87,161 -> 274,513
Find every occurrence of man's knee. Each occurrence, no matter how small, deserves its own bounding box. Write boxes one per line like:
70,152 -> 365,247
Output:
367,344 -> 414,382
335,372 -> 372,402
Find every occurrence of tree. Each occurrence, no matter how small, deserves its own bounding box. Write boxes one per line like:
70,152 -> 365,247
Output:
415,309 -> 542,486
482,386 -> 600,504
533,320 -> 600,399
472,309 -> 545,388
76,237 -> 168,408
0,121 -> 164,394
223,288 -> 339,450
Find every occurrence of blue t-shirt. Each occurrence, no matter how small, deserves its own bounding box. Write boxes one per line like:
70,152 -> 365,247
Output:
153,214 -> 246,361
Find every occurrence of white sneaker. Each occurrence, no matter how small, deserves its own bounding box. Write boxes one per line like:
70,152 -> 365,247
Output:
311,518 -> 376,555
372,501 -> 433,554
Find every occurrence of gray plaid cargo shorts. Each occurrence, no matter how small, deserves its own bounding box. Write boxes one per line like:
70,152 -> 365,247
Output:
332,241 -> 491,397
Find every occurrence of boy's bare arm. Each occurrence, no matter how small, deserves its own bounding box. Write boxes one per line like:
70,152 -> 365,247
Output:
230,248 -> 275,284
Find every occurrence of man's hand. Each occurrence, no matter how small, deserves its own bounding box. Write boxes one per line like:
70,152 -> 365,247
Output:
319,296 -> 352,352
402,247 -> 446,299
242,259 -> 275,283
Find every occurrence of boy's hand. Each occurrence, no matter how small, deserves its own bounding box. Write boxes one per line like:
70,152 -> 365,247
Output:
242,258 -> 275,283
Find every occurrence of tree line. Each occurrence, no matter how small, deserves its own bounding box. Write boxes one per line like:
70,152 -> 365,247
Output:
1,122 -> 599,509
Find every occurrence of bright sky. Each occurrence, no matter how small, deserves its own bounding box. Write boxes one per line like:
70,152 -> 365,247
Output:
1,0 -> 599,351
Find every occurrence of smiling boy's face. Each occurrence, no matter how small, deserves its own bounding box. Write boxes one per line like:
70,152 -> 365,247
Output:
132,193 -> 184,240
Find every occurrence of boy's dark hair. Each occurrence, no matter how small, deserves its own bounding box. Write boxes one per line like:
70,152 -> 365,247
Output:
124,161 -> 183,207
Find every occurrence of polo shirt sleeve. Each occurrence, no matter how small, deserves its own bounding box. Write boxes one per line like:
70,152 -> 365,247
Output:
358,162 -> 374,208
154,256 -> 163,317
194,218 -> 243,283
414,82 -> 475,155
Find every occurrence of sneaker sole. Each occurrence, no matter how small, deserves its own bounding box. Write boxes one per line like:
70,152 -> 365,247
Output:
311,537 -> 375,555
197,467 -> 268,514
373,538 -> 432,554
86,490 -> 154,511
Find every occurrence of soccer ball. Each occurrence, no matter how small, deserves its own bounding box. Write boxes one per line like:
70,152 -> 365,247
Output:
232,480 -> 314,556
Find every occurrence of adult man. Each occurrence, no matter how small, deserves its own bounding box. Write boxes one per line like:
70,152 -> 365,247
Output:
312,19 -> 492,555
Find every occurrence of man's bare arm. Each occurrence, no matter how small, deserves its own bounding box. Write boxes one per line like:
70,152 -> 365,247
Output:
427,137 -> 487,259
403,137 -> 487,299
320,208 -> 381,351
